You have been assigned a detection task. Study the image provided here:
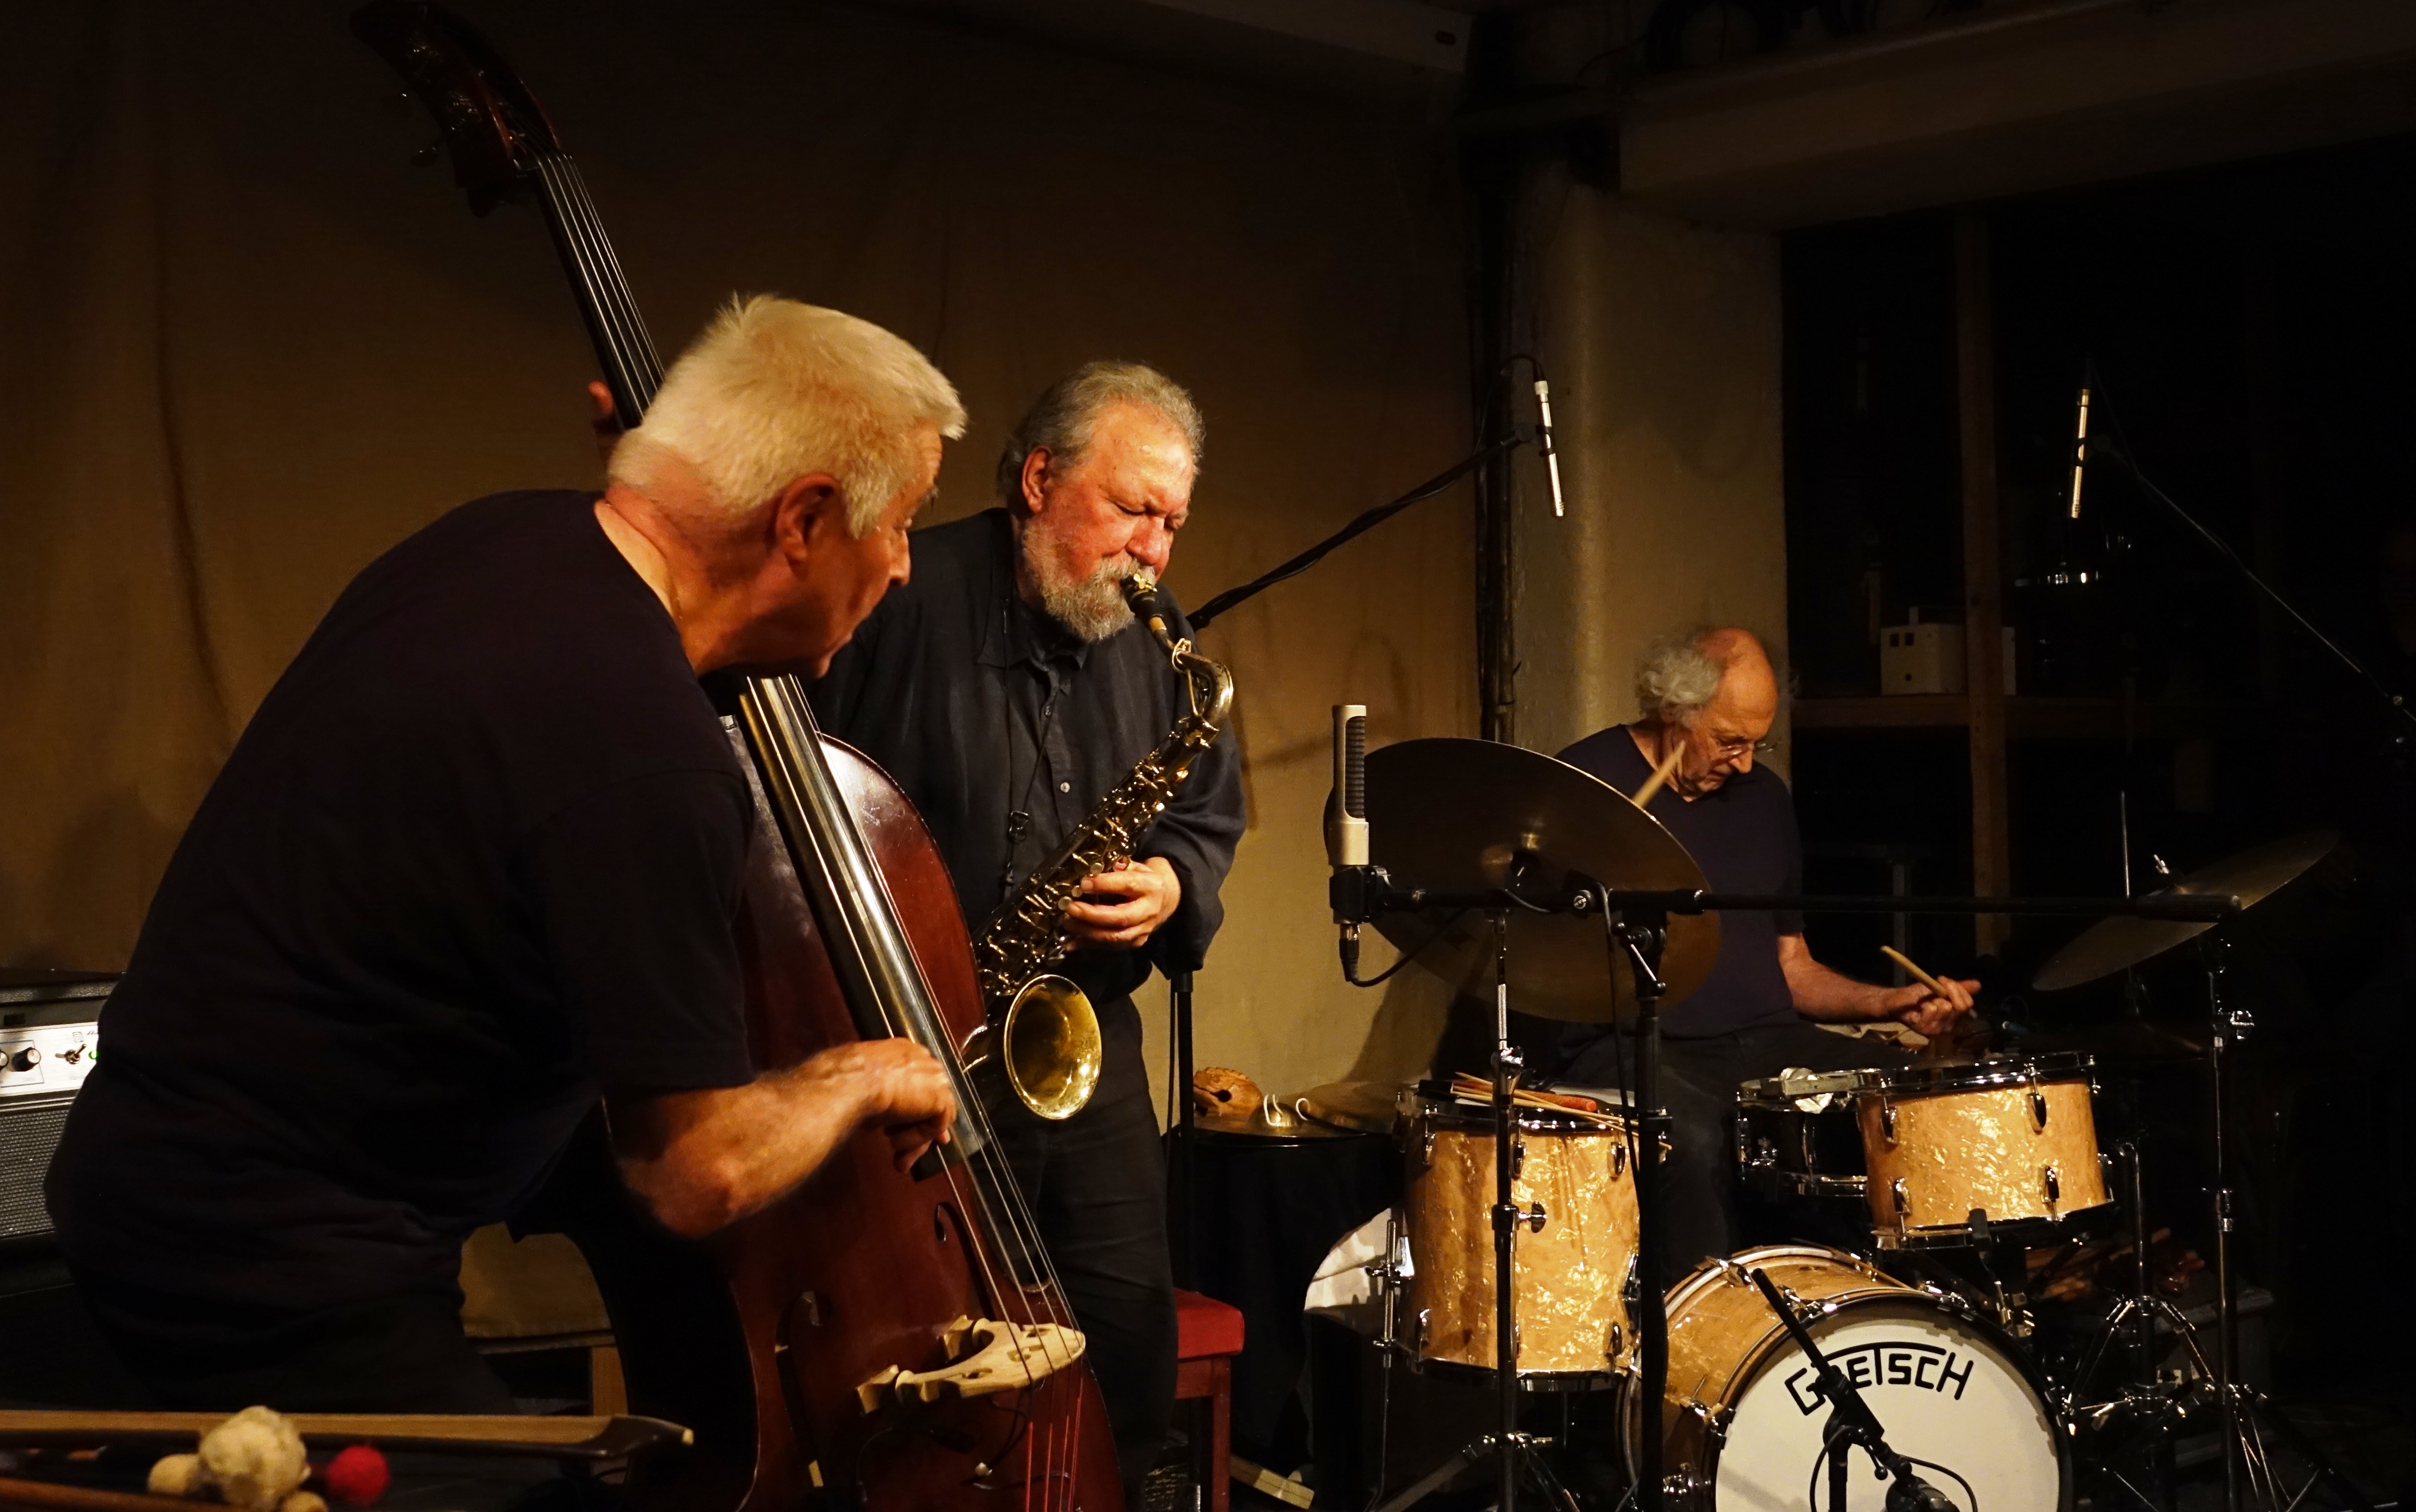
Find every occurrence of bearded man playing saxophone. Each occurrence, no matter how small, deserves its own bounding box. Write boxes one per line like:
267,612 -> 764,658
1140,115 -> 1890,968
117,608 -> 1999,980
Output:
811,362 -> 1245,1503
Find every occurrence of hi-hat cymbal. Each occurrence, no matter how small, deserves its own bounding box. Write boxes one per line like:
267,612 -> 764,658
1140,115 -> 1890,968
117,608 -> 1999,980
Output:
2031,830 -> 2338,992
1363,737 -> 1717,1022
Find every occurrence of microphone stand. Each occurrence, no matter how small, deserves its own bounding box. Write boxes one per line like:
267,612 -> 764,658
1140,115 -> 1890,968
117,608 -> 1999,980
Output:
1745,1267 -> 1964,1512
2082,367 -> 2415,736
1189,434 -> 1532,632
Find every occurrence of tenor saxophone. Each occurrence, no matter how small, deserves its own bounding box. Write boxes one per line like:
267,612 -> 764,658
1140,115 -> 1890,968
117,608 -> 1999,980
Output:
969,570 -> 1237,1120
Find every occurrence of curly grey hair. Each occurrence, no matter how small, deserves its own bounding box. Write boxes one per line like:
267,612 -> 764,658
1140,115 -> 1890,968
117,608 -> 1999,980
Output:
994,360 -> 1204,504
1635,630 -> 1726,727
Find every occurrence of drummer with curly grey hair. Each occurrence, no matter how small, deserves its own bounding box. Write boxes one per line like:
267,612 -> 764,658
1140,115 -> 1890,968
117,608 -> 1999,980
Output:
1553,625 -> 1979,1271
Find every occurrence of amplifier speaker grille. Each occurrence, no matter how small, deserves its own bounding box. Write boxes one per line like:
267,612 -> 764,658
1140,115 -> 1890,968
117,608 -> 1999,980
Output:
0,1098 -> 74,1241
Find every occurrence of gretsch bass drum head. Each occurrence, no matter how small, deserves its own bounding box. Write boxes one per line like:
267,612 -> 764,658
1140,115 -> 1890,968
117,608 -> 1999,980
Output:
1622,1245 -> 2068,1512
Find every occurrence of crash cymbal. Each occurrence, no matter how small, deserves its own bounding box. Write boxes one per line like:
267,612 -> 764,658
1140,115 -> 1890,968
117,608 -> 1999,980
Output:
1363,737 -> 1717,1022
2032,830 -> 2338,992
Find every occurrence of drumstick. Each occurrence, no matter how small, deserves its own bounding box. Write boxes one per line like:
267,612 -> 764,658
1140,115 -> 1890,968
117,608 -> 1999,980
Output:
1881,945 -> 1951,999
1449,1073 -> 1624,1127
1628,742 -> 1685,809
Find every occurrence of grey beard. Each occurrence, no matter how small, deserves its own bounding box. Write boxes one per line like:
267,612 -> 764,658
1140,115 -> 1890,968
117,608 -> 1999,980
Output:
1033,553 -> 1135,642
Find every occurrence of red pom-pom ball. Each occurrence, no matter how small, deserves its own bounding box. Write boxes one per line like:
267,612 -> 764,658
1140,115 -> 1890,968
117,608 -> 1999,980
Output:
324,1444 -> 390,1506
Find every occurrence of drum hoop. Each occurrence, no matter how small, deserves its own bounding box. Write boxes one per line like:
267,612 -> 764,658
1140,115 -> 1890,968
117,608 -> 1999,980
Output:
1408,1097 -> 1634,1136
1846,1053 -> 2097,1099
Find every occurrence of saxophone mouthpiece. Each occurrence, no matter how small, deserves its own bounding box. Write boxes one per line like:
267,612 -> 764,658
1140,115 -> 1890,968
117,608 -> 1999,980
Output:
1122,570 -> 1172,640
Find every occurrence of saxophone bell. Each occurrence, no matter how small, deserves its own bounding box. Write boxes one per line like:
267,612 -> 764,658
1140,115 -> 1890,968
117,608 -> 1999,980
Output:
993,972 -> 1103,1121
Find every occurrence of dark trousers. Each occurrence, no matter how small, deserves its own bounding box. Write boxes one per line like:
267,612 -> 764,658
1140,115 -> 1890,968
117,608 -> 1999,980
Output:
1567,1020 -> 1902,1278
995,1042 -> 1175,1508
71,1271 -> 516,1413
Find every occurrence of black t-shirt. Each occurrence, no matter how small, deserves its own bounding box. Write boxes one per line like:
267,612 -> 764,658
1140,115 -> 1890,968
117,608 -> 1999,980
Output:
48,492 -> 756,1316
1556,725 -> 1804,1040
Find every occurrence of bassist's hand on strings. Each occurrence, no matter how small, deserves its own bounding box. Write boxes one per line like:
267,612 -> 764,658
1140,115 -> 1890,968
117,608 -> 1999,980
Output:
1063,857 -> 1181,949
608,1039 -> 959,1236
847,1038 -> 960,1173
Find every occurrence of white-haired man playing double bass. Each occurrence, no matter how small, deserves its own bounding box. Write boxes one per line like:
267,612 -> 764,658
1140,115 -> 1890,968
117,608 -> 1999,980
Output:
52,298 -> 961,1412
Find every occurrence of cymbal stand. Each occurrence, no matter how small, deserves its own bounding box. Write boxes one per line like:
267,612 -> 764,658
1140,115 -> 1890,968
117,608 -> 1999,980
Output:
2191,934 -> 2373,1512
1370,910 -> 1580,1512
1608,905 -> 1672,1512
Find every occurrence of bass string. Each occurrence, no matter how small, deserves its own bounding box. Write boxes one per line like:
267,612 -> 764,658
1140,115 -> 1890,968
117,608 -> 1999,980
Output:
548,158 -> 663,406
929,1156 -> 1077,1512
531,157 -> 651,405
552,154 -> 659,397
564,165 -> 665,391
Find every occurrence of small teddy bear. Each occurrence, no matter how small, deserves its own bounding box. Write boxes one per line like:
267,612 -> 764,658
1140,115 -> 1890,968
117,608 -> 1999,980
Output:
146,1406 -> 325,1512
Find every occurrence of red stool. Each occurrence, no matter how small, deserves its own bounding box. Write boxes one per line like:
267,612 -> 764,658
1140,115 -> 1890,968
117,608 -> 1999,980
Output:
1173,1288 -> 1245,1512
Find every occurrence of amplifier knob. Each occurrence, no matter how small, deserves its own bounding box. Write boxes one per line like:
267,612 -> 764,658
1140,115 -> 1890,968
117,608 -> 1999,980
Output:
11,1048 -> 39,1072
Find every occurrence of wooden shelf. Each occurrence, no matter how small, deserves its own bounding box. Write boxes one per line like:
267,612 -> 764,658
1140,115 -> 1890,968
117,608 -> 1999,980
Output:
1793,695 -> 2249,739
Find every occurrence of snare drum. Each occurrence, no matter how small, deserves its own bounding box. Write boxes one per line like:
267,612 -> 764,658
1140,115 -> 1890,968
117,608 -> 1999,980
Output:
1735,1067 -> 1867,1202
1399,1089 -> 1639,1383
1623,1245 -> 2067,1512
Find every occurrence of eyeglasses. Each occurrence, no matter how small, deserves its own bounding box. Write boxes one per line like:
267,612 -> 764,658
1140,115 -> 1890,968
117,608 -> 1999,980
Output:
1705,733 -> 1780,759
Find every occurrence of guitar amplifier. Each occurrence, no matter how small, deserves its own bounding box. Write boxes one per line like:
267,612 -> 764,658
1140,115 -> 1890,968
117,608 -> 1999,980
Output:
0,971 -> 109,1244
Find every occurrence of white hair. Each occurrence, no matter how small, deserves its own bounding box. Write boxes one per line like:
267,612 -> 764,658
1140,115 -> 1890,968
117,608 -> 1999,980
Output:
1635,630 -> 1726,727
994,360 -> 1203,504
609,295 -> 966,535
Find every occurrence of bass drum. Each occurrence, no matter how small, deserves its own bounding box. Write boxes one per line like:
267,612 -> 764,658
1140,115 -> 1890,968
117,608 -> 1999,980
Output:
1622,1246 -> 2067,1512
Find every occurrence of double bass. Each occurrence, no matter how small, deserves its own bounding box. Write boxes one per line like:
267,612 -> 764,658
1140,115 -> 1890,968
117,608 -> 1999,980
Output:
353,7 -> 1126,1508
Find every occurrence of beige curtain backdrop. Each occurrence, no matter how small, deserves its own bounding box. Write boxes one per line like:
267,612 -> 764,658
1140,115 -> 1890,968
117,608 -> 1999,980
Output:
0,0 -> 1474,1110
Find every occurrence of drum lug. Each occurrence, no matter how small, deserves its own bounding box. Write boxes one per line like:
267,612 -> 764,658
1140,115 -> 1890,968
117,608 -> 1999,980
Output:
2044,1164 -> 2061,1207
1615,1140 -> 1629,1178
1622,1253 -> 1642,1306
1419,1126 -> 1435,1168
1879,1099 -> 1898,1145
1412,1308 -> 1429,1356
1512,1136 -> 1527,1180
1607,1320 -> 1625,1359
2027,1068 -> 2049,1131
1891,1177 -> 1910,1215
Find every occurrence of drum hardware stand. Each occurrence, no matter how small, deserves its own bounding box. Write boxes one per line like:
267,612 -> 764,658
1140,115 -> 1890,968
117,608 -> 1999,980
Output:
1605,903 -> 1673,1512
1744,1267 -> 1967,1512
1353,901 -> 1589,1512
2187,936 -> 2376,1512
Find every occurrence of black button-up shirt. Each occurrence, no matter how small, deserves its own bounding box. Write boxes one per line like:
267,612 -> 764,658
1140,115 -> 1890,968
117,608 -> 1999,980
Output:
810,510 -> 1244,1029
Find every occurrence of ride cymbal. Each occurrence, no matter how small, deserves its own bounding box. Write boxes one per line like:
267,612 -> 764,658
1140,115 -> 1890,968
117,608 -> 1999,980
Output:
1362,737 -> 1717,1022
2031,830 -> 2337,992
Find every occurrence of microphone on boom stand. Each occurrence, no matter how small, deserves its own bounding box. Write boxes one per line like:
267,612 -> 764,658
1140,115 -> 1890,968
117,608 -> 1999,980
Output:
1328,704 -> 1374,979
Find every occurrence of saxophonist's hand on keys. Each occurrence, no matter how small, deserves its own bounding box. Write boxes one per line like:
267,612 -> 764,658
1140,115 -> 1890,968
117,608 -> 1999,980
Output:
1063,857 -> 1182,949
